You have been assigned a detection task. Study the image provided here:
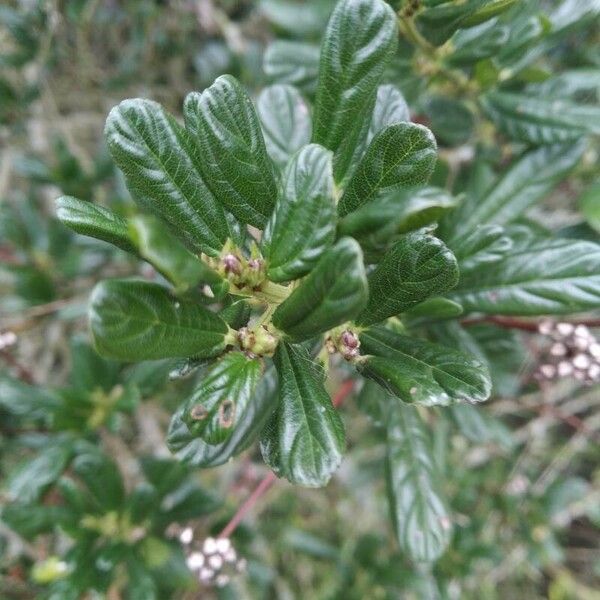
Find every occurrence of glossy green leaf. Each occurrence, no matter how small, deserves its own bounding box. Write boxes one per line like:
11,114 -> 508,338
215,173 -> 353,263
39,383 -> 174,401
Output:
448,238 -> 600,315
357,233 -> 459,326
89,279 -> 230,360
272,238 -> 368,341
443,143 -> 585,243
262,144 -> 336,282
338,187 -> 457,250
257,84 -> 312,169
385,401 -> 451,562
167,367 -> 278,468
338,123 -> 437,217
184,75 -> 277,228
312,0 -> 398,182
403,297 -> 464,324
260,343 -> 344,487
128,215 -> 220,293
357,326 -> 491,406
105,99 -> 229,256
263,41 -> 320,92
481,91 -> 600,144
181,353 -> 263,445
367,84 -> 410,144
55,196 -> 136,254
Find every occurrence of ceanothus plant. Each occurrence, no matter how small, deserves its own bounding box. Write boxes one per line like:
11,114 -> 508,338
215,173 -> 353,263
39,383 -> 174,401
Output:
55,0 -> 600,564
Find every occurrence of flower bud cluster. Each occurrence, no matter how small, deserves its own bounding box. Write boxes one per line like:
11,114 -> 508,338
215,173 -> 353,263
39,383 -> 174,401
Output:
179,529 -> 247,588
325,328 -> 361,361
535,320 -> 600,385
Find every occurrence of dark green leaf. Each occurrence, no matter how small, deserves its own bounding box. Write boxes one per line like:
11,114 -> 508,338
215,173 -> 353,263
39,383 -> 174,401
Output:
481,91 -> 600,144
312,0 -> 398,182
89,279 -> 231,360
263,41 -> 320,93
448,238 -> 600,315
260,343 -> 344,487
184,75 -> 277,228
69,336 -> 119,393
385,401 -> 451,562
446,20 -> 509,66
357,233 -> 458,326
105,99 -> 230,256
338,123 -> 437,217
72,451 -> 125,511
357,326 -> 491,406
168,367 -> 278,468
182,353 -> 263,445
55,196 -> 136,254
0,374 -> 60,422
259,0 -> 334,37
262,144 -> 336,282
257,84 -> 312,169
403,297 -> 464,323
272,238 -> 368,341
423,96 -> 474,147
443,143 -> 585,243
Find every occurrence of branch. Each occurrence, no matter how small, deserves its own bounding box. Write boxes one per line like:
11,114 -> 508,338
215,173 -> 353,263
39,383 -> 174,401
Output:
461,316 -> 600,332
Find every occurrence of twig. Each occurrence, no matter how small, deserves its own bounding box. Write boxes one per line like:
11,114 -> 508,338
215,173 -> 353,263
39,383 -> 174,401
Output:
218,379 -> 356,538
0,350 -> 35,384
461,316 -> 600,332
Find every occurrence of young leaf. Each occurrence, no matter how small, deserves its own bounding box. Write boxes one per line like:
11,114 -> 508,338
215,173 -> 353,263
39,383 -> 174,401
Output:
481,91 -> 600,144
184,75 -> 277,228
55,196 -> 136,254
338,187 -> 457,249
272,238 -> 368,341
168,367 -> 278,468
368,84 -> 410,144
357,326 -> 491,406
257,84 -> 312,169
104,99 -> 230,256
89,279 -> 231,360
262,144 -> 336,283
385,401 -> 451,562
357,233 -> 459,326
443,142 -> 585,243
312,0 -> 398,183
181,353 -> 263,445
448,238 -> 600,315
129,215 -> 221,293
338,123 -> 437,217
260,343 -> 345,487
263,40 -> 320,93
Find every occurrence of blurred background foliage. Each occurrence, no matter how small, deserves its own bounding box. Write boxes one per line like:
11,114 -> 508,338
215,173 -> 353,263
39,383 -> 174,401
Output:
1,0 -> 599,598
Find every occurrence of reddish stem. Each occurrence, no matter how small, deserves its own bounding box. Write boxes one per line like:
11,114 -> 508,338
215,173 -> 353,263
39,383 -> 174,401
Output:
0,350 -> 35,384
218,379 -> 356,539
461,316 -> 600,332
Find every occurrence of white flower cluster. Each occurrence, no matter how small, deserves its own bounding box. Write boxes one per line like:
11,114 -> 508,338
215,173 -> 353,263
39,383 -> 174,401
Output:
536,320 -> 600,384
179,528 -> 247,588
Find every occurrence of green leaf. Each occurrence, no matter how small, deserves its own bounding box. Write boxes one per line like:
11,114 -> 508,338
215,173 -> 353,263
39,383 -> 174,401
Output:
423,96 -> 474,147
7,439 -> 73,504
263,41 -> 320,93
257,84 -> 312,170
272,238 -> 368,341
481,91 -> 600,144
447,403 -> 513,448
129,215 -> 220,292
260,343 -> 344,487
184,75 -> 277,228
312,0 -> 398,183
338,187 -> 457,250
262,144 -> 336,282
55,196 -> 136,254
0,374 -> 60,422
356,233 -> 458,326
181,353 -> 263,445
357,326 -> 491,406
579,181 -> 600,233
89,279 -> 230,360
446,20 -> 509,66
448,238 -> 600,315
443,143 -> 585,243
403,297 -> 464,324
72,451 -> 125,511
105,99 -> 230,256
385,401 -> 451,562
338,123 -> 437,217
367,84 -> 410,144
167,366 -> 278,468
